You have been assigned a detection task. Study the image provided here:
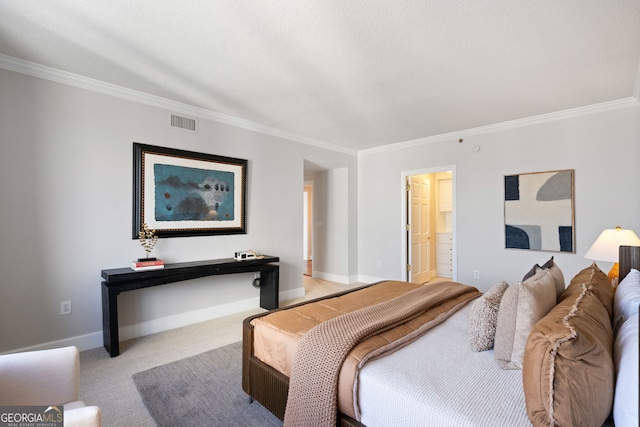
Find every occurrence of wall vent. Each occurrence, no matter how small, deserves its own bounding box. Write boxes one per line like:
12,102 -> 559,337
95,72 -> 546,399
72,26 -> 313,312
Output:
169,114 -> 198,133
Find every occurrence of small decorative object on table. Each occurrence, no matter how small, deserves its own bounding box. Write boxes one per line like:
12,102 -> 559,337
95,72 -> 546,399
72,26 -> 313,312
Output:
234,250 -> 264,261
133,223 -> 164,270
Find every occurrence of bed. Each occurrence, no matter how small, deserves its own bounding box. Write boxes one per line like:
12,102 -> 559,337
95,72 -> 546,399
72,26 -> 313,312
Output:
242,245 -> 640,427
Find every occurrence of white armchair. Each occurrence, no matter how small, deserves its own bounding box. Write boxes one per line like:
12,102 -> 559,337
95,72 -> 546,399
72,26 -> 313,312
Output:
0,346 -> 101,427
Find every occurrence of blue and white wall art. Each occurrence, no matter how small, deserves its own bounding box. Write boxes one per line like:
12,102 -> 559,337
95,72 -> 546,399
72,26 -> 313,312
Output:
504,169 -> 574,253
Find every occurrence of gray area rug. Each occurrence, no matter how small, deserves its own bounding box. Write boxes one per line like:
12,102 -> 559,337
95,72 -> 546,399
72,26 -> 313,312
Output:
133,341 -> 282,427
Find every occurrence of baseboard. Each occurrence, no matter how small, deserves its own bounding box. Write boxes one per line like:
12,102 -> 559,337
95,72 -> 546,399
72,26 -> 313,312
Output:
281,286 -> 306,301
3,288 -> 306,355
2,331 -> 104,355
313,270 -> 359,284
118,297 -> 264,342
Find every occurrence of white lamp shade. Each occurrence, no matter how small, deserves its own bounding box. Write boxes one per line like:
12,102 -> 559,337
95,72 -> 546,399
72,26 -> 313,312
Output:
584,228 -> 640,262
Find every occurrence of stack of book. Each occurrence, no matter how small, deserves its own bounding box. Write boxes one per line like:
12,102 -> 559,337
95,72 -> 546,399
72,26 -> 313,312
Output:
131,259 -> 164,271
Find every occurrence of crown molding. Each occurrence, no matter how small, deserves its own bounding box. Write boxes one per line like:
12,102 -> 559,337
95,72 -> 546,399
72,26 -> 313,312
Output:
1,54 -> 637,158
0,54 -> 357,156
359,96 -> 640,156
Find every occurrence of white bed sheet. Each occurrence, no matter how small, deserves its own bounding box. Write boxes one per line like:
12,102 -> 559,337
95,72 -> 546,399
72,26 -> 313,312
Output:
357,303 -> 532,427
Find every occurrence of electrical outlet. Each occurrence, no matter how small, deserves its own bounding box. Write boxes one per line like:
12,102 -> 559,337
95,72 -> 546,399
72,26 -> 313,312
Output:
473,270 -> 480,279
61,301 -> 72,315
376,260 -> 381,267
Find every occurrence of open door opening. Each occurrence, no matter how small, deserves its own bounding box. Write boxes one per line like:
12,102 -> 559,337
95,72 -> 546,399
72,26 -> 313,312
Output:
303,182 -> 313,276
406,174 -> 432,283
404,168 -> 454,283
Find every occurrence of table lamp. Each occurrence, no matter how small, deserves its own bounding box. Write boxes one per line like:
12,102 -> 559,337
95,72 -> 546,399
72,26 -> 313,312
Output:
584,226 -> 640,283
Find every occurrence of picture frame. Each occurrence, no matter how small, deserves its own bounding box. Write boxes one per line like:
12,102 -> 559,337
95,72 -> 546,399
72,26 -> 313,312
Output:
132,143 -> 247,238
504,169 -> 574,253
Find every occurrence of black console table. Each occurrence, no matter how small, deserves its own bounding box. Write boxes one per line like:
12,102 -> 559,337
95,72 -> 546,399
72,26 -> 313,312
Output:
101,256 -> 279,357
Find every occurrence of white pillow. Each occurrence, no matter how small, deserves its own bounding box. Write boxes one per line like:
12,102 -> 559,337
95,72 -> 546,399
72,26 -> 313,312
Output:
613,268 -> 640,334
613,311 -> 638,427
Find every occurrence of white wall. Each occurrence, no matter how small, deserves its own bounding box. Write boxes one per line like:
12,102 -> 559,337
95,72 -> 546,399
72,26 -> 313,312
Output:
2,64 -> 637,353
358,105 -> 640,291
0,68 -> 357,353
312,168 -> 352,283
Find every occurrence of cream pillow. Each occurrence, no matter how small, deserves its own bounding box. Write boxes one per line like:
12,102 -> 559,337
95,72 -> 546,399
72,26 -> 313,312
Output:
468,281 -> 510,351
494,269 -> 557,369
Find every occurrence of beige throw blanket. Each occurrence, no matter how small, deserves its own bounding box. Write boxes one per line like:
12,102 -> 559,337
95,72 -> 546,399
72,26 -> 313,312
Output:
283,281 -> 479,427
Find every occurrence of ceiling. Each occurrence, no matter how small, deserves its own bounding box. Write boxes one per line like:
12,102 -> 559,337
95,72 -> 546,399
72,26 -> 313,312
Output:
1,1 -> 639,153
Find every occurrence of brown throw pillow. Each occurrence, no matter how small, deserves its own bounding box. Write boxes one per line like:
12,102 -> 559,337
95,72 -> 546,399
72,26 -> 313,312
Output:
469,281 -> 510,351
523,256 -> 565,298
494,269 -> 556,369
559,262 -> 613,320
523,283 -> 614,427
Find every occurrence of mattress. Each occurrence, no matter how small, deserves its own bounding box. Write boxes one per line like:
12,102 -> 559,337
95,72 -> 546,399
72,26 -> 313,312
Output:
251,280 -> 480,419
357,302 -> 531,426
250,280 -> 424,376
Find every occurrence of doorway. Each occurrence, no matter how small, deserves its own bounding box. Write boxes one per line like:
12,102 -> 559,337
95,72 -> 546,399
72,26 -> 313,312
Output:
303,182 -> 313,276
407,174 -> 431,283
402,167 -> 455,282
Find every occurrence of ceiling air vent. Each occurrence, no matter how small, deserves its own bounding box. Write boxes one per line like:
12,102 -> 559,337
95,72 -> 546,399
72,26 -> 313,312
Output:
169,114 -> 197,133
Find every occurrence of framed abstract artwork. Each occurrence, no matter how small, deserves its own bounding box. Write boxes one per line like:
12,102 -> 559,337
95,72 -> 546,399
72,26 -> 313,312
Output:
132,143 -> 247,238
504,169 -> 574,253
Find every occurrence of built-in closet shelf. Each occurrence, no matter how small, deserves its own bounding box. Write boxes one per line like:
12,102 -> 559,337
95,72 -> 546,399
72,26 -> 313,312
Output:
438,178 -> 452,212
436,232 -> 453,278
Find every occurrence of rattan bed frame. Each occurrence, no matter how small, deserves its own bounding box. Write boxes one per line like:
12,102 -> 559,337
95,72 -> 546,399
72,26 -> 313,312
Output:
242,282 -> 375,426
242,246 -> 640,426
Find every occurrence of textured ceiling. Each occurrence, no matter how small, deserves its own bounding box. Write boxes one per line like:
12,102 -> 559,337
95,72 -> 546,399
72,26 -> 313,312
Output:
1,1 -> 639,153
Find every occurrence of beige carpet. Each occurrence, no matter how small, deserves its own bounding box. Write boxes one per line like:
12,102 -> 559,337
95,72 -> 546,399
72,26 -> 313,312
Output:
78,276 -> 364,426
79,308 -> 263,426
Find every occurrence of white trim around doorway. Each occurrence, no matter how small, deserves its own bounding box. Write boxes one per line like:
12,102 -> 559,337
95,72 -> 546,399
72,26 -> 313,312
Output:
400,165 -> 457,282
